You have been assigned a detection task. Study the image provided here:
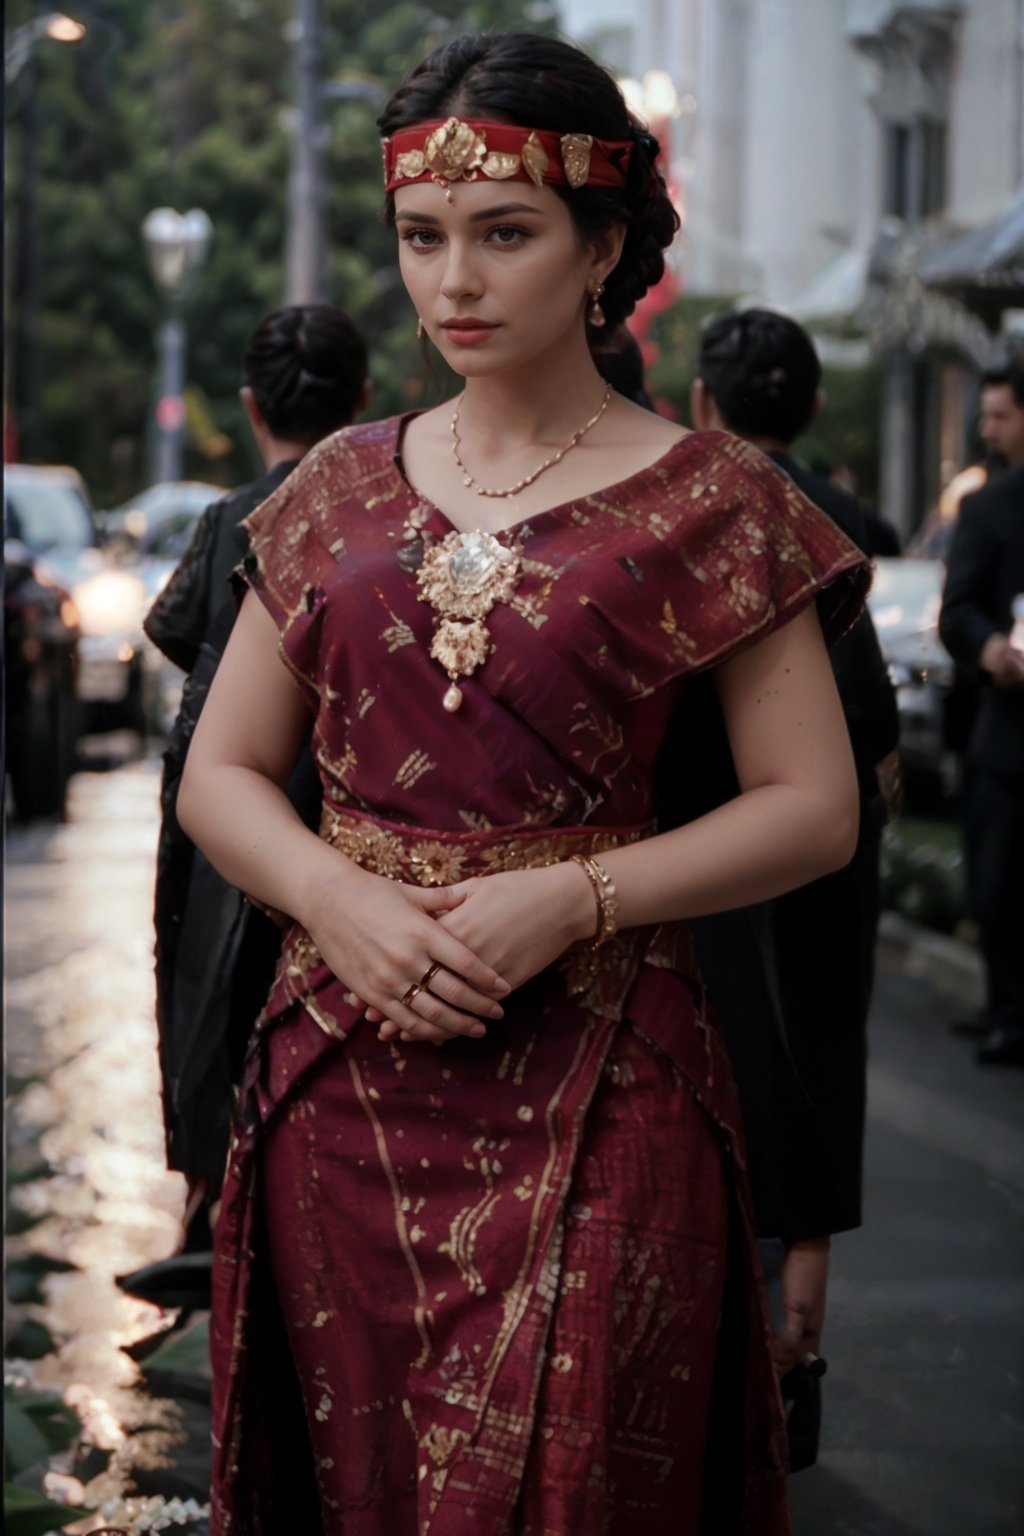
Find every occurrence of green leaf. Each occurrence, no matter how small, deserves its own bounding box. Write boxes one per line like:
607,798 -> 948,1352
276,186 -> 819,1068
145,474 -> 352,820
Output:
5,1318 -> 56,1361
6,1206 -> 46,1238
3,1388 -> 80,1476
6,1161 -> 57,1189
138,1316 -> 211,1381
3,1483 -> 90,1536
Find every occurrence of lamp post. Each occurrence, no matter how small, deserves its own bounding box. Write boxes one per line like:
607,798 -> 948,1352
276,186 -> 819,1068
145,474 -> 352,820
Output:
5,11 -> 85,85
282,0 -> 385,304
142,207 -> 212,485
284,0 -> 324,302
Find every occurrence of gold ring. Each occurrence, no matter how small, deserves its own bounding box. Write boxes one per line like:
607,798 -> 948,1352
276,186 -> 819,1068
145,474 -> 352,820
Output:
401,982 -> 424,1009
419,961 -> 443,989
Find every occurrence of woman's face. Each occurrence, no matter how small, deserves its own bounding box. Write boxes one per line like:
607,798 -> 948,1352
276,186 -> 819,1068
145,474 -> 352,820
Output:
394,176 -> 617,377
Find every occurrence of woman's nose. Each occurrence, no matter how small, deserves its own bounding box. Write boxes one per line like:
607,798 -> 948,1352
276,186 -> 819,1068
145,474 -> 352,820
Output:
439,241 -> 483,303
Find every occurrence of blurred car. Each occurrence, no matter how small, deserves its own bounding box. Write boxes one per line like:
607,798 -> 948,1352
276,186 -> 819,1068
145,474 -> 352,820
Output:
906,464 -> 988,561
4,464 -> 149,736
104,481 -> 223,736
4,534 -> 79,820
867,557 -> 959,796
102,480 -> 221,558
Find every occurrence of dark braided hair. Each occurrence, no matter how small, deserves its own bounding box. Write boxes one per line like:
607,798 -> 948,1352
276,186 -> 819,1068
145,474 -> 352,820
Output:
243,305 -> 368,446
697,309 -> 822,444
378,33 -> 679,334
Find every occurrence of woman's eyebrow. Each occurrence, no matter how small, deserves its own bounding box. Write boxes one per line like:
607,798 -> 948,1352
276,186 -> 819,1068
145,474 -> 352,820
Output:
394,202 -> 545,224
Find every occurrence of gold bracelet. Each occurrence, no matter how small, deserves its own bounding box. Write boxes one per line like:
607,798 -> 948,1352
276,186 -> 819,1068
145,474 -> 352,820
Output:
570,855 -> 619,947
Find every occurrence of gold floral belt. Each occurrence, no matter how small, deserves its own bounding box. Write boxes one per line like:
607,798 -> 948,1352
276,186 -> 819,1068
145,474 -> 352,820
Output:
318,802 -> 655,887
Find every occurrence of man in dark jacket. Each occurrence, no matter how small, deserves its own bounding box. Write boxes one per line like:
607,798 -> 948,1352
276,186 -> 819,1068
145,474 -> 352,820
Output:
939,364 -> 1024,1065
142,305 -> 369,1228
682,309 -> 899,1381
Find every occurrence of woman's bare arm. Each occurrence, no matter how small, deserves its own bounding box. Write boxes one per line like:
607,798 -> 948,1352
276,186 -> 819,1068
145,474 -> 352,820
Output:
177,593 -> 331,917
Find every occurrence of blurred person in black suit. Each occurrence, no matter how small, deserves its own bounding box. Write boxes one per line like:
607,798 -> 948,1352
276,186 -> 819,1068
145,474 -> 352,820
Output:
671,308 -> 899,1382
142,305 -> 370,1255
809,454 -> 901,557
939,362 -> 1024,1066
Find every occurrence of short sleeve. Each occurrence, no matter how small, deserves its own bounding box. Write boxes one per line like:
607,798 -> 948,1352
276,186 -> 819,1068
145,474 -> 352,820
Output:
235,436 -> 345,699
143,498 -> 220,672
655,435 -> 870,681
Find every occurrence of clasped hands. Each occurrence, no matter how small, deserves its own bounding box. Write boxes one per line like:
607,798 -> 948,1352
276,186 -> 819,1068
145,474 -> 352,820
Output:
302,859 -> 594,1047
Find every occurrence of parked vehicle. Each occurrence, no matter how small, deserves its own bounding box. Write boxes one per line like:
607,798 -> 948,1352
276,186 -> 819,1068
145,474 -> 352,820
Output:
867,557 -> 959,796
4,534 -> 80,819
102,480 -> 220,557
4,464 -> 149,736
105,481 -> 222,735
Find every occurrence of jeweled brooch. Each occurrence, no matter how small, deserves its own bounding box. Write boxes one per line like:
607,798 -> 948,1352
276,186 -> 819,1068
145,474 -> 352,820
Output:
416,530 -> 522,711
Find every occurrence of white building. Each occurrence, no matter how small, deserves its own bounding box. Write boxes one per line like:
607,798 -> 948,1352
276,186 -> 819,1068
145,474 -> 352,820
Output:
560,0 -> 1024,532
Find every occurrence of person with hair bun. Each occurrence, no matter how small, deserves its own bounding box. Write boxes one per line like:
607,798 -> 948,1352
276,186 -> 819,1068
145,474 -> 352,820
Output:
142,304 -> 370,1252
178,35 -> 869,1534
684,309 -> 899,1448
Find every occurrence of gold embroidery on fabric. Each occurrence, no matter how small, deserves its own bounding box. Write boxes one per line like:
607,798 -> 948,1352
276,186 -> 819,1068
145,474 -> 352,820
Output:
381,611 -> 417,652
394,750 -> 438,791
347,1056 -> 435,1368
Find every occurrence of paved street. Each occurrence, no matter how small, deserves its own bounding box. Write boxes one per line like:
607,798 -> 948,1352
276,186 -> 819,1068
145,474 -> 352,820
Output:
6,753 -> 1024,1533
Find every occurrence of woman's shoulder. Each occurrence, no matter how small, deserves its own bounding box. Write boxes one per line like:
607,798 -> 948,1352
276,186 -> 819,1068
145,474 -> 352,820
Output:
654,429 -> 843,534
296,415 -> 407,477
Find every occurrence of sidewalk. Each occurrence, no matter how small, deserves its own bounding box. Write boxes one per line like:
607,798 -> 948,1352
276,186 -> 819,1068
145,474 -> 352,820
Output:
789,918 -> 1024,1535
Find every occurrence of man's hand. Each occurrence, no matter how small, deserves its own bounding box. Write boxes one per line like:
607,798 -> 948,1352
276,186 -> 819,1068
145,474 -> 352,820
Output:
980,633 -> 1024,689
774,1235 -> 831,1375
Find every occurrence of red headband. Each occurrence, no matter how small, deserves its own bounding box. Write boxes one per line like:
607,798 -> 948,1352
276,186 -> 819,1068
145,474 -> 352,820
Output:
382,117 -> 633,201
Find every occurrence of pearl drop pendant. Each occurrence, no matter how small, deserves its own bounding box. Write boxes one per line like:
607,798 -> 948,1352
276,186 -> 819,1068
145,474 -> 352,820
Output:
443,682 -> 464,712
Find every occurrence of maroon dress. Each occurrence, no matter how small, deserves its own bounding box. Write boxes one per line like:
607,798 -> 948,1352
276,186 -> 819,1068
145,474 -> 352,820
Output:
208,418 -> 868,1535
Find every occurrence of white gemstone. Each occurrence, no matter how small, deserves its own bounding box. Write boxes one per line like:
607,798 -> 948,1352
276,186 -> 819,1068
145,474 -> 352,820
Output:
443,682 -> 463,711
448,532 -> 502,593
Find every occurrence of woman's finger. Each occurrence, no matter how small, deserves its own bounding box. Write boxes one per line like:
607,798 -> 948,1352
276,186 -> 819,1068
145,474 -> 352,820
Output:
428,966 -> 505,1019
429,928 -> 510,998
408,883 -> 468,915
378,990 -> 488,1046
374,966 -> 502,1035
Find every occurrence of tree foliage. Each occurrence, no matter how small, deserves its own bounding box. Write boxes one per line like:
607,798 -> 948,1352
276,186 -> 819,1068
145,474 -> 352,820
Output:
5,0 -> 557,503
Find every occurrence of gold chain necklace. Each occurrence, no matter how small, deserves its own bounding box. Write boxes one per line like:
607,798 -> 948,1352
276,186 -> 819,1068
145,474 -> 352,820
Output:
450,382 -> 613,499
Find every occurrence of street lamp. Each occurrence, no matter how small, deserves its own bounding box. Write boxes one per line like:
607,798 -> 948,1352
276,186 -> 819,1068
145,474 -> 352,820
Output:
142,207 -> 212,485
5,12 -> 85,85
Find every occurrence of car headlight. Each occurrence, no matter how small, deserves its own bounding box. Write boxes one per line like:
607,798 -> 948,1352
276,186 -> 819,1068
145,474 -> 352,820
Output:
72,569 -> 147,636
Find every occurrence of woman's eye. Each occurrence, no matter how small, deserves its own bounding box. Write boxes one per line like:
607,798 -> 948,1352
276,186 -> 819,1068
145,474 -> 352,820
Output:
402,228 -> 442,250
489,225 -> 529,246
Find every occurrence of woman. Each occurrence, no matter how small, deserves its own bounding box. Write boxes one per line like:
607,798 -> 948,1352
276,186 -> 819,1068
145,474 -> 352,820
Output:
179,33 -> 868,1535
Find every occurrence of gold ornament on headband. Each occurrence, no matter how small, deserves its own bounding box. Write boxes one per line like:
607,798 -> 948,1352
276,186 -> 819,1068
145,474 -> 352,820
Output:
425,118 -> 486,194
382,117 -> 633,200
521,131 -> 549,187
561,134 -> 594,189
